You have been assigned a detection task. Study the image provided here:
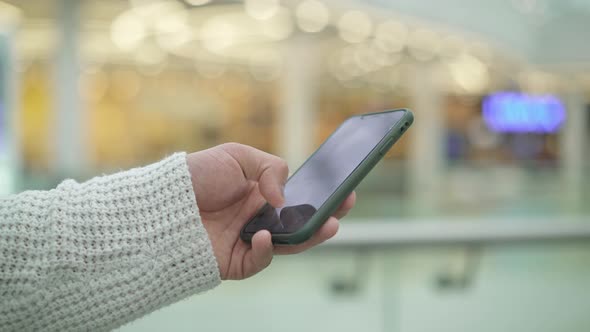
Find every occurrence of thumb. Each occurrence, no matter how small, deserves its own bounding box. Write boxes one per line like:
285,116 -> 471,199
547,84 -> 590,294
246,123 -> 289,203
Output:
222,143 -> 289,208
247,230 -> 274,276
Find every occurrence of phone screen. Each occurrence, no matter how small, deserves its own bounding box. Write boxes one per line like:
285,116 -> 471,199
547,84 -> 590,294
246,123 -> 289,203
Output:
244,111 -> 405,234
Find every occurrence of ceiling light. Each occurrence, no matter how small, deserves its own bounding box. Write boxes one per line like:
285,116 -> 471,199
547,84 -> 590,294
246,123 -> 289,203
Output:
295,0 -> 330,33
201,17 -> 236,52
261,8 -> 294,40
245,0 -> 280,20
111,11 -> 147,51
448,53 -> 489,94
186,0 -> 211,5
338,10 -> 372,43
374,20 -> 407,53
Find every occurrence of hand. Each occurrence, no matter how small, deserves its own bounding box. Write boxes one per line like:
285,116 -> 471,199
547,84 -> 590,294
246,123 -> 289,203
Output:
186,143 -> 356,280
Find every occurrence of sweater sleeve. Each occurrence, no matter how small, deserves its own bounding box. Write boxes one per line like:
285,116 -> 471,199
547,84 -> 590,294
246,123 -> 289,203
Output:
0,153 -> 221,331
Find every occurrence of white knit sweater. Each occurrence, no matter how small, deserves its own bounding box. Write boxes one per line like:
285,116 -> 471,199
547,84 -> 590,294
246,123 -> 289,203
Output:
0,153 -> 221,331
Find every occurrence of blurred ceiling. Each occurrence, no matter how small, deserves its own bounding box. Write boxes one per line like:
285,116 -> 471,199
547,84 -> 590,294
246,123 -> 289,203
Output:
3,0 -> 590,68
358,0 -> 590,66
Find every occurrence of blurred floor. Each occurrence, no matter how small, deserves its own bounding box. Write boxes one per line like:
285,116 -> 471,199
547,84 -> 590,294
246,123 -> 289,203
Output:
118,245 -> 590,332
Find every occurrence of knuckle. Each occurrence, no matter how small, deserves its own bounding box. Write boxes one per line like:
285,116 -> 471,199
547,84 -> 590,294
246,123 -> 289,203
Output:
221,142 -> 244,151
274,157 -> 289,173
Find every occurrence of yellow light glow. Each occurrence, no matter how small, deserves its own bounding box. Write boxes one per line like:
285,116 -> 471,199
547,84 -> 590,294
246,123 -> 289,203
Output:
329,47 -> 363,81
135,43 -> 167,65
0,2 -> 21,27
261,8 -> 294,40
448,53 -> 489,94
245,0 -> 280,20
186,0 -> 211,5
154,8 -> 193,51
201,17 -> 236,52
156,28 -> 193,51
338,10 -> 372,43
131,0 -> 183,21
353,44 -> 379,73
111,11 -> 146,51
374,20 -> 407,53
155,10 -> 188,35
295,0 -> 330,33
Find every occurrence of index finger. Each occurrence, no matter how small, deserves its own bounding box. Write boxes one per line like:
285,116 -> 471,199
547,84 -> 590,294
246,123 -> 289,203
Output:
221,143 -> 289,208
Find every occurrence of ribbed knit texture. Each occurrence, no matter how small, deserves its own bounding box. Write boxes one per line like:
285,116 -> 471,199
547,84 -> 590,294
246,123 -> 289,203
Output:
0,153 -> 221,331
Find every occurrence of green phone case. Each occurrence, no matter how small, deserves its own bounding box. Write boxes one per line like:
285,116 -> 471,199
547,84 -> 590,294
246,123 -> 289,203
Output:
240,109 -> 414,245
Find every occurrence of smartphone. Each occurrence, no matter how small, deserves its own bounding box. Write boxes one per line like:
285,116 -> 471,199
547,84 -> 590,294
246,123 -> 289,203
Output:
240,109 -> 414,245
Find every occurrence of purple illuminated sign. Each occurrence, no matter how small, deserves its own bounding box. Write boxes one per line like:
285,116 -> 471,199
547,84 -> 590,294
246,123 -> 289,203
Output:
482,92 -> 566,133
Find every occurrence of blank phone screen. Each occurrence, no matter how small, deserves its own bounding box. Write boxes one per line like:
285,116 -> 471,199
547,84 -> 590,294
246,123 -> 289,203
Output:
244,111 -> 405,234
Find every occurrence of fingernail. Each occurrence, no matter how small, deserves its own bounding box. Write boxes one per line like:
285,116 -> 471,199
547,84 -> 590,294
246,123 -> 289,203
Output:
279,185 -> 286,206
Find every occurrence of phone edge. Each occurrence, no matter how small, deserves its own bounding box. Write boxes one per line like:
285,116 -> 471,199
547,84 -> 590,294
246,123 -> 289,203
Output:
240,108 -> 414,245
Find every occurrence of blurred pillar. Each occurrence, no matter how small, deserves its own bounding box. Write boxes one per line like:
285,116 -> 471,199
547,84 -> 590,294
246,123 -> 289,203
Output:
560,89 -> 587,213
53,0 -> 86,175
408,64 -> 445,215
278,35 -> 318,169
0,4 -> 21,194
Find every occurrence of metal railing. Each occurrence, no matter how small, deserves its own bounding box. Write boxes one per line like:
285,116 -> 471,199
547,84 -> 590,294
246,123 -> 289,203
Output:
323,216 -> 590,248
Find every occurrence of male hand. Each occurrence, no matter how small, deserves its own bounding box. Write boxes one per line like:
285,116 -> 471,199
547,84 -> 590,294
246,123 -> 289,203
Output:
186,143 -> 356,280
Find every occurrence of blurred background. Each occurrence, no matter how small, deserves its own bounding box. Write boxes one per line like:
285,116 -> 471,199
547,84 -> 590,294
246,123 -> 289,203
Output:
1,0 -> 590,331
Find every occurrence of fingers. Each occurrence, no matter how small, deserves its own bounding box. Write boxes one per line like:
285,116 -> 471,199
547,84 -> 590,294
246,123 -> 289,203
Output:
258,160 -> 288,208
332,191 -> 356,219
274,217 -> 340,255
222,143 -> 289,208
248,230 -> 274,274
